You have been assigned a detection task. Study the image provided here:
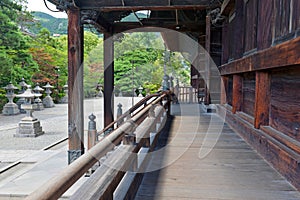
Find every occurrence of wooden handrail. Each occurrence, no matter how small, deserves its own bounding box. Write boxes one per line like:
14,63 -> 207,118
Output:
25,92 -> 170,200
97,92 -> 165,138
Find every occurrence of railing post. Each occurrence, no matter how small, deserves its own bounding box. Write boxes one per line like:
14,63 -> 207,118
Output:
117,103 -> 123,127
122,124 -> 137,171
166,93 -> 171,116
88,113 -> 97,150
189,86 -> 193,103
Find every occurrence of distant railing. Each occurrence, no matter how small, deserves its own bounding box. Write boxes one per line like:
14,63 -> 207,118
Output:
25,91 -> 171,200
175,86 -> 200,103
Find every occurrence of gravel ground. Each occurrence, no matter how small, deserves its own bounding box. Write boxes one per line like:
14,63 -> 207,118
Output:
0,97 -> 142,164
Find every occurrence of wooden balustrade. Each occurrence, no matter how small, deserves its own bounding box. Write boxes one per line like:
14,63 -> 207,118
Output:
25,92 -> 171,200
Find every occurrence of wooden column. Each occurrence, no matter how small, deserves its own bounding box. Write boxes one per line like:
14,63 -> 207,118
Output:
67,8 -> 84,164
221,19 -> 229,65
254,71 -> 270,129
104,33 -> 114,128
221,76 -> 228,104
204,15 -> 211,105
233,0 -> 244,59
232,74 -> 243,114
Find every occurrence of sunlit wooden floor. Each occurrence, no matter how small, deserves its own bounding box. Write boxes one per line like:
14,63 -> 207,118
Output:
135,104 -> 300,200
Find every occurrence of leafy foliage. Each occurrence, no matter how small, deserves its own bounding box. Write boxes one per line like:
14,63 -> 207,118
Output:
84,32 -> 191,97
0,0 -> 191,103
0,0 -> 38,87
30,11 -> 67,35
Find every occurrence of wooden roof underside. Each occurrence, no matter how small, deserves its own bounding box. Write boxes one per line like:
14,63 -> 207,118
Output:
47,0 -> 222,36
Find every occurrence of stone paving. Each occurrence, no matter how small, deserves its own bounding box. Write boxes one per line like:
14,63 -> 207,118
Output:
0,97 -> 143,199
0,97 -> 141,155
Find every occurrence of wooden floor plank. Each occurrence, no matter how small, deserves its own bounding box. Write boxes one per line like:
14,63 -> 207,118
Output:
134,104 -> 300,200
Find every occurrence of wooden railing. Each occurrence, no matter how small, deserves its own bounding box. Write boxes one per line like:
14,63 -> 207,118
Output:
175,86 -> 199,103
25,91 -> 171,200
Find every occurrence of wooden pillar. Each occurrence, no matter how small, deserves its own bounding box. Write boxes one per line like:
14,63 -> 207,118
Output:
221,76 -> 228,104
104,33 -> 114,128
232,74 -> 243,114
254,71 -> 270,129
221,19 -> 229,65
204,15 -> 211,105
67,7 -> 84,164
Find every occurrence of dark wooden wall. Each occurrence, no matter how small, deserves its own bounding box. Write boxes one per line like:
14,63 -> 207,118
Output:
242,72 -> 255,116
219,0 -> 300,190
222,0 -> 300,62
244,0 -> 257,53
270,66 -> 300,140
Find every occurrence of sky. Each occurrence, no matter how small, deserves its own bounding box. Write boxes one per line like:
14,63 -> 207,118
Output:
26,0 -> 67,18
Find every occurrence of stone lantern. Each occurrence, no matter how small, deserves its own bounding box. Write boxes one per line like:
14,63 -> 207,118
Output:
59,83 -> 68,103
162,74 -> 170,91
33,83 -> 44,110
14,86 -> 44,137
2,82 -> 20,115
19,78 -> 27,93
17,78 -> 28,113
138,85 -> 143,97
43,82 -> 54,108
169,76 -> 174,91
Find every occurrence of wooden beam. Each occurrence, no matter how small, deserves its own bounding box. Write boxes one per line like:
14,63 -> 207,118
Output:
204,15 -> 211,105
233,0 -> 245,59
98,5 -> 209,11
72,0 -> 215,11
104,33 -> 114,128
232,74 -> 243,114
254,71 -> 270,129
220,76 -> 228,104
112,22 -> 206,33
219,37 -> 300,75
220,0 -> 235,16
67,7 -> 84,164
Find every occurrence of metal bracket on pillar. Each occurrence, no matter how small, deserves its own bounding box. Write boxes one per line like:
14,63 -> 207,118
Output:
68,150 -> 83,164
81,10 -> 111,33
56,0 -> 74,12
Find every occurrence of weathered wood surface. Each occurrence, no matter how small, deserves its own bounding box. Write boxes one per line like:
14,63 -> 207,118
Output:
227,75 -> 233,106
275,0 -> 291,38
233,0 -> 245,59
70,145 -> 135,200
219,36 -> 300,75
69,0 -> 214,10
270,66 -> 300,140
103,33 -> 114,127
257,0 -> 274,50
232,75 -> 243,114
292,0 -> 300,30
244,0 -> 258,53
224,107 -> 300,191
67,7 -> 84,158
242,73 -> 255,117
221,20 -> 229,64
254,71 -> 270,128
135,104 -> 300,199
220,0 -> 235,15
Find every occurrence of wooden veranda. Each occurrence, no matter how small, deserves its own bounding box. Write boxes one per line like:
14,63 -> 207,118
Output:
27,0 -> 300,198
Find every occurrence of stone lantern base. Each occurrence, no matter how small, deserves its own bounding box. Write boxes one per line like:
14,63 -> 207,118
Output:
59,96 -> 68,104
14,104 -> 44,137
16,98 -> 26,113
34,98 -> 44,111
14,119 -> 44,137
34,102 -> 44,111
2,103 -> 20,115
43,96 -> 55,108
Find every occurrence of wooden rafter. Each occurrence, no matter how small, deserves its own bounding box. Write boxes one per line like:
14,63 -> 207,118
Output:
72,0 -> 216,11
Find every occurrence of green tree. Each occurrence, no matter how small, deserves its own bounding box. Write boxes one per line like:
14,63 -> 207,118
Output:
83,33 -> 103,97
29,28 -> 68,101
0,0 -> 38,87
